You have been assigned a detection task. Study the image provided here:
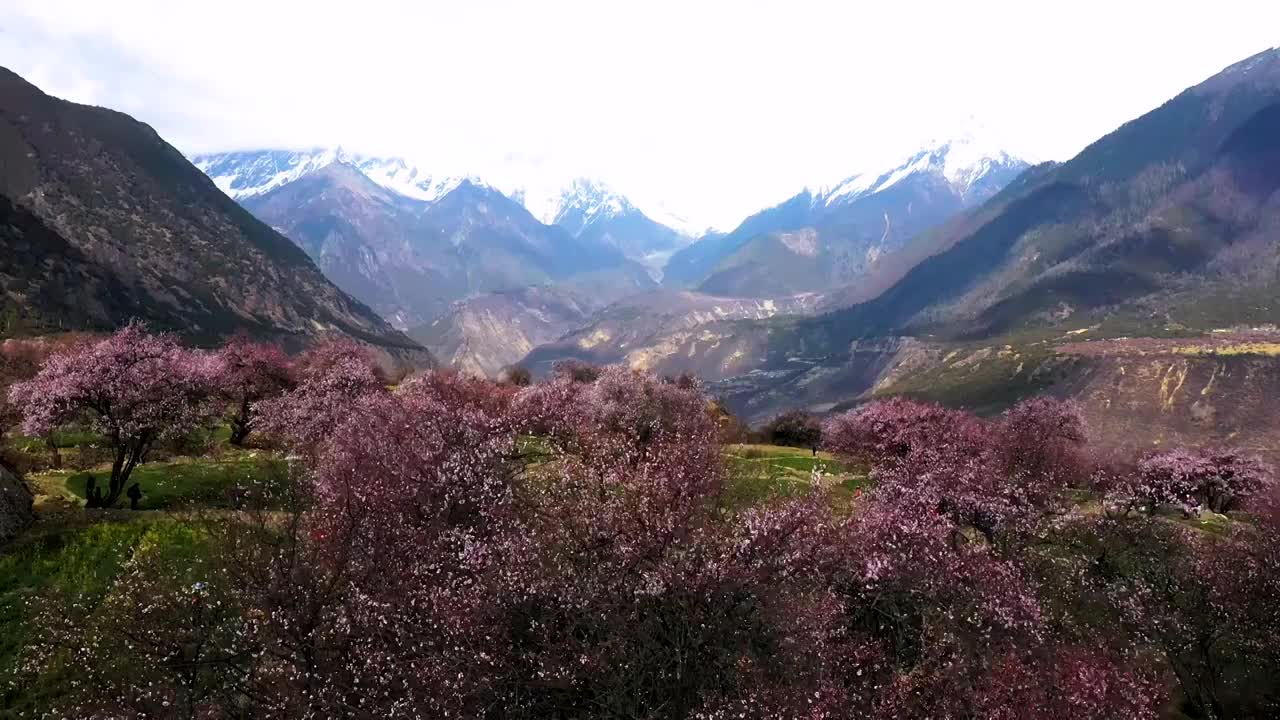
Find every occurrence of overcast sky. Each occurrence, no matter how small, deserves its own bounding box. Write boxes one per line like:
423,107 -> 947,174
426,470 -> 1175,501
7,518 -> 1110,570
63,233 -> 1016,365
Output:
4,1 -> 1278,230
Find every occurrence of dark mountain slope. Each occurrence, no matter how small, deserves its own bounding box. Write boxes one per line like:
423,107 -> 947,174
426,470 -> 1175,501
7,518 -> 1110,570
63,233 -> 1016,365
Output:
0,195 -> 150,334
0,67 -> 423,357
811,47 -> 1280,344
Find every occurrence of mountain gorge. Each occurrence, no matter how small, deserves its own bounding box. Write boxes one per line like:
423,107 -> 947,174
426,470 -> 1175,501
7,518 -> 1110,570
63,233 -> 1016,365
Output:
188,124 -> 1032,381
0,68 -> 423,361
33,43 -> 1275,427
522,290 -> 825,378
408,286 -> 596,377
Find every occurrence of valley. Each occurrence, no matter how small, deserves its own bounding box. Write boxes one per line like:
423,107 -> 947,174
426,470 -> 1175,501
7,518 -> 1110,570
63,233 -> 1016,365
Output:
3,17 -> 1280,717
5,46 -> 1280,445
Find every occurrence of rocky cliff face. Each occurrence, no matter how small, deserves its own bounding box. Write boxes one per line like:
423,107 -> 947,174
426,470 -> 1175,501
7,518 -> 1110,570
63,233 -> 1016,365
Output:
714,331 -> 1280,464
1054,337 -> 1280,463
522,291 -> 824,379
410,287 -> 594,377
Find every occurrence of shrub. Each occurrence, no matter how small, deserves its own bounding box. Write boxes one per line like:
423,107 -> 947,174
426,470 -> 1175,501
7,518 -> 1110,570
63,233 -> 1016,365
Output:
763,409 -> 822,453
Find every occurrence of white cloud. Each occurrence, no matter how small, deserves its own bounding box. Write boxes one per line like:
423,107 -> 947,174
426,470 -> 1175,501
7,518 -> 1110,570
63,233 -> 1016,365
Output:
2,0 -> 1277,230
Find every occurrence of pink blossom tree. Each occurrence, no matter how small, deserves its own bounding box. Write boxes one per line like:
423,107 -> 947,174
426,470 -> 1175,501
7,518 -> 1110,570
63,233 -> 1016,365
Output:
1110,447 -> 1274,516
252,340 -> 386,455
25,375 -> 1264,718
825,397 -> 1069,545
822,397 -> 984,466
994,396 -> 1089,491
0,339 -> 54,437
8,324 -> 219,508
212,334 -> 294,446
274,372 -> 523,716
1,335 -> 90,468
293,337 -> 383,380
1055,512 -> 1276,719
825,397 -> 1161,718
500,369 -> 844,717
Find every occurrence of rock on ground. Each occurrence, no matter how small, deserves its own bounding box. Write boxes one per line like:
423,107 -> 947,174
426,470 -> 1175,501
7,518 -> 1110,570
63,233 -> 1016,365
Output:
0,464 -> 35,544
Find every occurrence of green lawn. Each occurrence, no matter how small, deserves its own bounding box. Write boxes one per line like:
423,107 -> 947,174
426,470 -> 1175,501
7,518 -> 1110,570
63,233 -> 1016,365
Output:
1,424 -> 262,714
10,428 -> 103,453
722,444 -> 869,512
30,455 -> 287,510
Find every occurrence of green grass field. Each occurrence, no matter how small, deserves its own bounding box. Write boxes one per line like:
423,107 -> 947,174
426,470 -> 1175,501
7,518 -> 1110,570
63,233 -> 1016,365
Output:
0,443 -> 283,714
722,443 -> 869,512
30,456 -> 287,510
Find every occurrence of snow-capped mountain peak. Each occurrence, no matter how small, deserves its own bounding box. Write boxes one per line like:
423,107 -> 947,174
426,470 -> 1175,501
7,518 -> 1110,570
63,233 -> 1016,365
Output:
194,148 -> 705,239
520,177 -> 703,239
546,178 -> 633,226
814,123 -> 1030,207
933,126 -> 1029,190
191,148 -> 493,204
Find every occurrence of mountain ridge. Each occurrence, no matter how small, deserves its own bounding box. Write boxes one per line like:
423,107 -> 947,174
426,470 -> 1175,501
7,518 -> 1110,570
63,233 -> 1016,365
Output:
192,149 -> 694,266
663,138 -> 1030,295
0,67 -> 426,363
238,160 -> 652,329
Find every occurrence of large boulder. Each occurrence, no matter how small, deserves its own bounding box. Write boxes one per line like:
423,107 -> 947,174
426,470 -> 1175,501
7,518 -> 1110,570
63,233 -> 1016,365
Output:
0,464 -> 35,544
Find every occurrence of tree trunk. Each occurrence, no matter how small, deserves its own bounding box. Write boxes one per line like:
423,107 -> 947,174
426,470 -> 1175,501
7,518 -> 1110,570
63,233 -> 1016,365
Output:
91,437 -> 151,509
229,398 -> 252,447
44,434 -> 61,470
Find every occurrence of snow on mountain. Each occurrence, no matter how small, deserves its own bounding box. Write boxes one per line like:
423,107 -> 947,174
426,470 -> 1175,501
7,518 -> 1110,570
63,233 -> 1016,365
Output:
191,148 -> 491,203
191,149 -> 705,240
627,199 -> 708,238
545,178 -> 632,228
507,176 -> 703,240
814,124 -> 1032,207
538,177 -> 693,271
